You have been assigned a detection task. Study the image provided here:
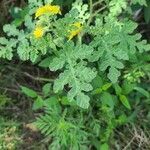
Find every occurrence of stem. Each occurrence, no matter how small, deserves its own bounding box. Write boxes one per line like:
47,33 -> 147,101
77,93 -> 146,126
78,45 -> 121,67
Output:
90,0 -> 93,15
87,0 -> 93,25
92,5 -> 107,18
87,1 -> 106,25
24,72 -> 54,82
0,87 -> 21,93
92,0 -> 104,7
78,34 -> 82,45
81,2 -> 107,39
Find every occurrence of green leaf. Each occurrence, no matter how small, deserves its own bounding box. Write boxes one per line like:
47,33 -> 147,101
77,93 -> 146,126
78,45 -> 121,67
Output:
108,67 -> 121,83
134,87 -> 150,98
91,19 -> 150,83
122,81 -> 135,95
61,96 -> 76,106
92,87 -> 103,95
100,143 -> 109,150
44,97 -> 61,112
113,83 -> 122,95
117,114 -> 127,124
92,83 -> 112,95
131,0 -> 147,6
42,83 -> 52,96
44,97 -> 59,107
51,42 -> 96,108
109,0 -> 127,16
21,86 -> 37,98
102,83 -> 112,91
49,55 -> 65,71
54,70 -> 70,93
11,6 -> 29,27
33,96 -> 44,110
144,1 -> 150,24
0,38 -> 16,60
39,57 -> 52,68
101,92 -> 114,109
119,95 -> 131,110
76,93 -> 90,109
91,75 -> 103,89
3,24 -> 19,36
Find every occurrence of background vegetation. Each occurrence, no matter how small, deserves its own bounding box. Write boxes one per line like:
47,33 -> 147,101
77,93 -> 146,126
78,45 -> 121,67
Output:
0,0 -> 150,149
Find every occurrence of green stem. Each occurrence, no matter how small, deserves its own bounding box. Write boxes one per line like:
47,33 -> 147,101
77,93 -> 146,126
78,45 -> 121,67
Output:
78,34 -> 82,45
87,0 -> 107,25
87,0 -> 93,25
36,77 -> 54,82
90,0 -> 93,14
92,5 -> 107,18
92,0 -> 104,7
24,72 -> 54,82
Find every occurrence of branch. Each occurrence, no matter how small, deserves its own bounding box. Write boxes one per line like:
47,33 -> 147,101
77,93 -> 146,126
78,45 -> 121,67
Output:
92,0 -> 104,8
23,72 -> 54,82
87,1 -> 107,25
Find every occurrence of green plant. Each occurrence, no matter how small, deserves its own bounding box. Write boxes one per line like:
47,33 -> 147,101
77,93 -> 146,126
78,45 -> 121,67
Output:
0,94 -> 12,108
0,117 -> 21,150
0,0 -> 150,149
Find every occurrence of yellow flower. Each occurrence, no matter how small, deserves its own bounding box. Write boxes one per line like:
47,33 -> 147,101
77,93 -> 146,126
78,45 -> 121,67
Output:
73,22 -> 82,28
33,26 -> 44,38
35,5 -> 61,18
68,22 -> 82,40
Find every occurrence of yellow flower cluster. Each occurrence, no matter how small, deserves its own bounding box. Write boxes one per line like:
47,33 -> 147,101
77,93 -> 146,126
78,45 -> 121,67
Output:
33,5 -> 82,40
33,26 -> 44,38
68,22 -> 82,40
33,4 -> 61,39
35,4 -> 61,18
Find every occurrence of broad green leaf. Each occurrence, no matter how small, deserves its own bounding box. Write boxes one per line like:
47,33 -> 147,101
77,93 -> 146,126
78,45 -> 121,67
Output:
91,75 -> 103,89
42,83 -> 52,96
44,97 -> 61,112
134,87 -> 150,98
21,86 -> 37,98
76,93 -> 90,109
100,143 -> 109,150
101,92 -> 114,109
44,97 -> 59,106
119,95 -> 131,110
61,96 -> 76,106
92,83 -> 112,95
108,67 -> 121,83
117,114 -> 127,124
113,83 -> 122,95
11,6 -> 30,27
92,87 -> 103,95
122,81 -> 136,95
144,0 -> 150,24
33,96 -> 44,110
102,83 -> 112,91
39,57 -> 52,68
